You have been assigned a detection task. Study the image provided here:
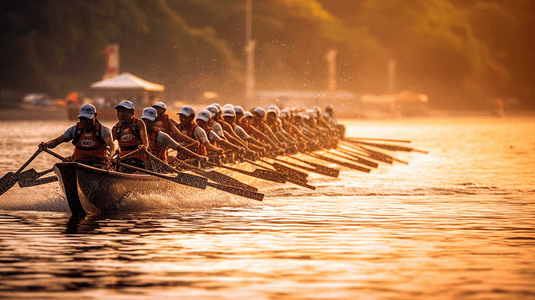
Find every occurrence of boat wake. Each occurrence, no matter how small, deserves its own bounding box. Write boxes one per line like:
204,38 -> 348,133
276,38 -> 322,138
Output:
0,185 -> 264,214
115,188 -> 264,212
263,181 -> 524,198
0,186 -> 71,213
0,181 -> 525,214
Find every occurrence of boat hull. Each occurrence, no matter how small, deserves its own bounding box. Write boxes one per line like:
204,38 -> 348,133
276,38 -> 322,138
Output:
54,162 -> 210,215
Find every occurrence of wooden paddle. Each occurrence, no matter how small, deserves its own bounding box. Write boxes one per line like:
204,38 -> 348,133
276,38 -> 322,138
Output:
304,153 -> 371,173
348,140 -> 429,154
117,163 -> 208,189
42,148 -> 68,162
146,151 -> 259,192
205,182 -> 264,201
245,159 -> 316,190
17,168 -> 58,187
346,137 -> 411,143
217,164 -> 287,183
245,159 -> 288,174
271,157 -> 339,178
185,164 -> 259,192
0,149 -> 42,196
257,158 -> 308,182
337,143 -> 394,165
285,177 -> 317,190
324,150 -> 379,168
253,159 -> 316,190
143,150 -> 264,200
148,158 -> 264,201
287,156 -> 341,176
356,144 -> 409,165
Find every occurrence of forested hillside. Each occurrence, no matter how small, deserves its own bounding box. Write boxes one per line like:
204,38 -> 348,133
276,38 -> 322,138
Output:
1,0 -> 533,109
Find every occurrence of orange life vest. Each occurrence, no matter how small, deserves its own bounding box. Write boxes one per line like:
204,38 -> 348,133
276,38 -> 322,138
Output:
177,122 -> 207,156
114,117 -> 146,160
147,129 -> 168,162
72,122 -> 107,164
240,121 -> 252,134
154,114 -> 172,134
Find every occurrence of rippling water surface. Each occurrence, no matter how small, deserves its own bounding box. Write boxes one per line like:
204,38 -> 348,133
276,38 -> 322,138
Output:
1,117 -> 534,299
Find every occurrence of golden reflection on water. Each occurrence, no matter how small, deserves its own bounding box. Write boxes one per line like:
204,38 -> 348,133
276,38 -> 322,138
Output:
0,117 -> 534,299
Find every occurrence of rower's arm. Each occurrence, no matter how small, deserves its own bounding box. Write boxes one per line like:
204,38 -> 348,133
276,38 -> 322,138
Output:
40,135 -> 68,149
290,124 -> 307,139
175,144 -> 207,161
263,124 -> 286,147
217,139 -> 244,154
250,126 -> 278,149
159,132 -> 206,161
204,142 -> 224,154
136,118 -> 150,148
246,142 -> 266,153
224,130 -> 249,150
169,118 -> 199,144
111,126 -> 118,141
222,122 -> 248,145
103,134 -> 115,156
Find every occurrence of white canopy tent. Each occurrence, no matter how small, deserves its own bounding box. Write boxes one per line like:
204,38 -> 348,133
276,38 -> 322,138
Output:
90,72 -> 165,92
86,72 -> 165,113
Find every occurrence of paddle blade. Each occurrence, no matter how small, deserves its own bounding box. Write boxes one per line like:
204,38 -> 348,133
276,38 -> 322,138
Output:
286,177 -> 316,190
272,163 -> 308,181
0,172 -> 17,196
313,165 -> 340,178
207,182 -> 264,201
330,151 -> 379,168
18,169 -> 39,180
17,168 -> 54,182
18,176 -> 58,188
284,157 -> 339,178
204,170 -> 258,192
172,173 -> 208,189
252,169 -> 287,183
309,154 -> 371,173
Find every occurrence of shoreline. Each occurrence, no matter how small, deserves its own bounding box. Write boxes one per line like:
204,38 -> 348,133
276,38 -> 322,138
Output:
0,107 -> 533,121
0,108 -> 69,120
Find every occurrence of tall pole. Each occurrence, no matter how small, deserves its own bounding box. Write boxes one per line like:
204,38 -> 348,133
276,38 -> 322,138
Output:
325,49 -> 337,92
388,59 -> 396,94
245,0 -> 256,108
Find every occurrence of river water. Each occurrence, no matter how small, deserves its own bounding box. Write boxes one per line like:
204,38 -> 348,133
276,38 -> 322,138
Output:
0,117 -> 534,299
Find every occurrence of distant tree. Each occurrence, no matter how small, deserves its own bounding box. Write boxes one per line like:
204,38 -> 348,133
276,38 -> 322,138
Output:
1,0 -> 533,109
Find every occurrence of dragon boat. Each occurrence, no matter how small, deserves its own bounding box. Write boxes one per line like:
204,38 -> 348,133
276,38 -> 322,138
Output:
2,134 -> 427,216
53,161 -> 261,216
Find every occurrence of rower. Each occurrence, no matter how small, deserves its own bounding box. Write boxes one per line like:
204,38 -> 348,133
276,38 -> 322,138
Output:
176,105 -> 215,158
303,109 -> 337,149
151,101 -> 201,148
39,104 -> 115,169
140,107 -> 207,172
252,107 -> 288,151
207,105 -> 258,158
234,106 -> 245,124
325,104 -> 345,138
195,110 -> 245,157
112,100 -> 150,172
292,112 -> 320,150
211,103 -> 222,113
239,111 -> 282,153
221,107 -> 270,154
266,105 -> 299,153
206,105 -> 226,139
279,109 -> 310,150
